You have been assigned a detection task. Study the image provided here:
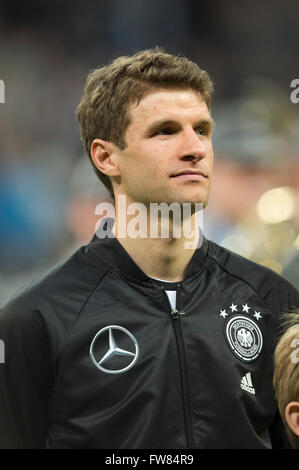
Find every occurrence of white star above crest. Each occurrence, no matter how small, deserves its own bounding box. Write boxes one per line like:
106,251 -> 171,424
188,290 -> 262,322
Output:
242,304 -> 250,313
254,311 -> 262,320
220,309 -> 228,319
229,303 -> 238,312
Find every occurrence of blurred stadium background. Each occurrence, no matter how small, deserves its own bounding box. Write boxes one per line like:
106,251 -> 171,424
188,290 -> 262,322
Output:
0,0 -> 299,307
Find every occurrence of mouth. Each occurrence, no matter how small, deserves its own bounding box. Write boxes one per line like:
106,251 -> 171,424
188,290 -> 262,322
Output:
170,170 -> 208,181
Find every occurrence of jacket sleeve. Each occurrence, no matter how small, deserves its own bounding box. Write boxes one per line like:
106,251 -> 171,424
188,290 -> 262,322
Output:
0,300 -> 55,448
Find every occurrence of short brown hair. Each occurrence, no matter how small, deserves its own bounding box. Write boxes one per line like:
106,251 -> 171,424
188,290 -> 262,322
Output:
76,47 -> 214,198
273,312 -> 299,448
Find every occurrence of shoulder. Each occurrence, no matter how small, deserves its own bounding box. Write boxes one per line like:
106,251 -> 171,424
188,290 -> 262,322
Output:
208,239 -> 282,281
207,239 -> 299,314
0,244 -> 111,348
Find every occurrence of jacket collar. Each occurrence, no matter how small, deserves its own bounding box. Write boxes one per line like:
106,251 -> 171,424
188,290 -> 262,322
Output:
86,223 -> 209,284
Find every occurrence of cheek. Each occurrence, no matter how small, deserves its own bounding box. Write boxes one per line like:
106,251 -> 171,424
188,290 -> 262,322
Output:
136,146 -> 164,170
123,142 -> 169,181
209,147 -> 214,166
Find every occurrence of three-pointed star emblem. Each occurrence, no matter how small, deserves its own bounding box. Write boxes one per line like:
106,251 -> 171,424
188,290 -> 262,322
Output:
98,328 -> 136,366
90,325 -> 139,374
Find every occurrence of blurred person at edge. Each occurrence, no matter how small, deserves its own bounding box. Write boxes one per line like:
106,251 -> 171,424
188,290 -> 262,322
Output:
273,312 -> 299,449
0,48 -> 299,449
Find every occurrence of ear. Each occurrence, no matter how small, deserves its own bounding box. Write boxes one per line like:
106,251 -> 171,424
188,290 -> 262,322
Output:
285,402 -> 299,437
90,139 -> 120,177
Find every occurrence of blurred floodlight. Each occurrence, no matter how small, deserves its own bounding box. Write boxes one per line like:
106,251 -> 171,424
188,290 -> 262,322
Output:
256,187 -> 295,224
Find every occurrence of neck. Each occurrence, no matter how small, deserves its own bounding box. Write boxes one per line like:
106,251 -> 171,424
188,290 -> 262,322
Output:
112,195 -> 200,282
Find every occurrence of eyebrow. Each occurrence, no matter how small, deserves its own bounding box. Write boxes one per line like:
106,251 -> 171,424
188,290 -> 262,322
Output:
145,118 -> 215,136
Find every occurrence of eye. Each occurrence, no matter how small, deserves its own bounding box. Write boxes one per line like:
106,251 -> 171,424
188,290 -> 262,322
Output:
153,127 -> 176,136
195,127 -> 207,136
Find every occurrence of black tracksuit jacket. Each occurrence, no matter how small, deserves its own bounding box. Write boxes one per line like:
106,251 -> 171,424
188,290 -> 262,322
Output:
0,234 -> 298,449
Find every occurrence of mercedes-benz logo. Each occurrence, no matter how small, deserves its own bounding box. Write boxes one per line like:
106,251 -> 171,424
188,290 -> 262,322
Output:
90,325 -> 139,374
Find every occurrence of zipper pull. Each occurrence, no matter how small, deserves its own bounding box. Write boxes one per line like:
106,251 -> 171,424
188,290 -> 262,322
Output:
171,309 -> 186,319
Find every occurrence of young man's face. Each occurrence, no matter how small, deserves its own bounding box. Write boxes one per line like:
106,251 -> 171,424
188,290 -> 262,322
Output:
112,88 -> 214,207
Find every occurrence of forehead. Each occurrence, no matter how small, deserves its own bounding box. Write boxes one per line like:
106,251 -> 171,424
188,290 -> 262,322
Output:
128,88 -> 210,126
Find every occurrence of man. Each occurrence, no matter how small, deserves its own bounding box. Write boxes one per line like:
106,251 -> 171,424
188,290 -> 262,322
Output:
0,48 -> 299,449
273,313 -> 299,449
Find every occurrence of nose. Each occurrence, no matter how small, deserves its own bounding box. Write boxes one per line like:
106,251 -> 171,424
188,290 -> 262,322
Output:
179,127 -> 206,162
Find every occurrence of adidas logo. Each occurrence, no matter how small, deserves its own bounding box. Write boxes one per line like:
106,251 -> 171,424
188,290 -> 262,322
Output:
240,372 -> 255,395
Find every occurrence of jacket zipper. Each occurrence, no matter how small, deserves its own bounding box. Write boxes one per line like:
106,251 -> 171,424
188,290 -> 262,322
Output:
160,284 -> 195,449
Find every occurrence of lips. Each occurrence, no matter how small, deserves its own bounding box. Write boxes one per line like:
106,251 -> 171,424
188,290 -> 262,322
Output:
170,170 -> 208,181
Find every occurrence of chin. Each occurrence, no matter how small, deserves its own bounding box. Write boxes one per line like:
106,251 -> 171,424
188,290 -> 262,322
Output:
175,191 -> 209,207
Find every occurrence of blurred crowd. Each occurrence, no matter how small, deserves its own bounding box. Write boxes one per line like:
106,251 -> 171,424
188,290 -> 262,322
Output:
0,0 -> 299,307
